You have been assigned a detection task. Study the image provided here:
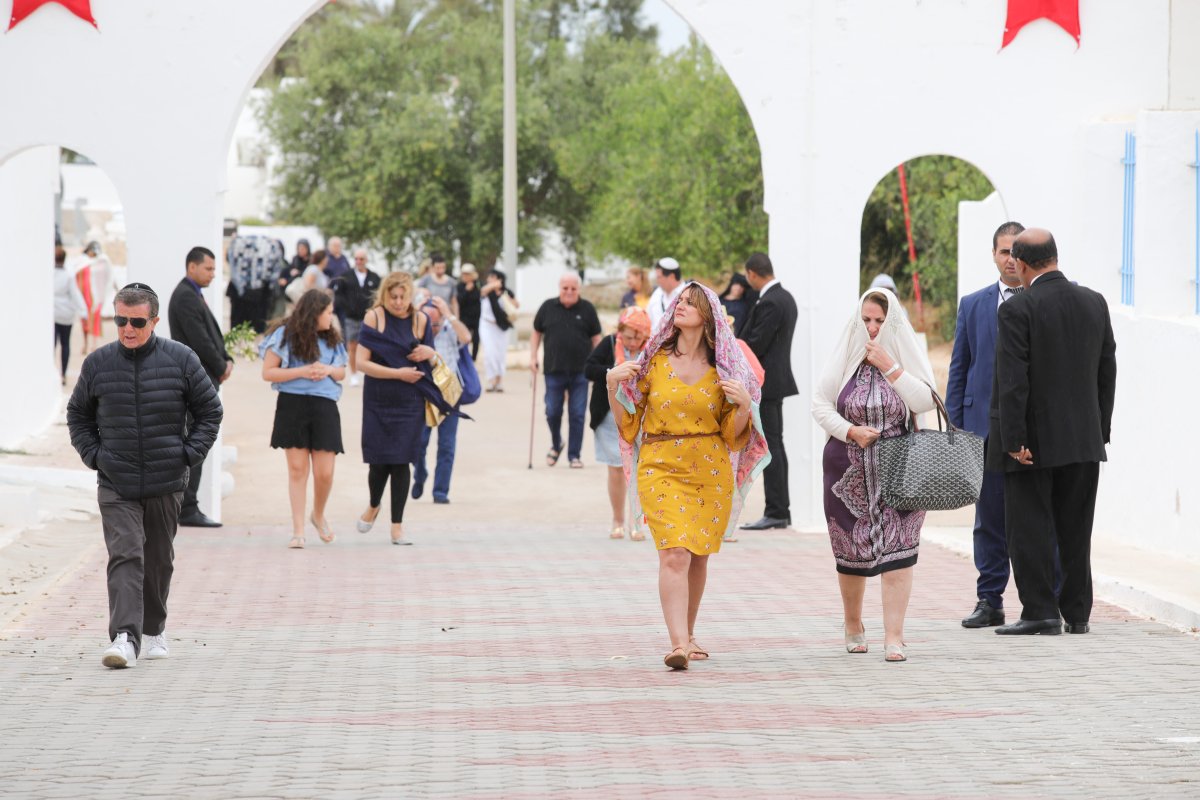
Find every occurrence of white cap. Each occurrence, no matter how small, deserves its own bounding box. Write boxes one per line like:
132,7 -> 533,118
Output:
656,257 -> 680,272
869,273 -> 898,292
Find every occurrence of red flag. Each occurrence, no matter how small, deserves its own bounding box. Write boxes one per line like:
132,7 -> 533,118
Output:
8,0 -> 97,31
1001,0 -> 1080,49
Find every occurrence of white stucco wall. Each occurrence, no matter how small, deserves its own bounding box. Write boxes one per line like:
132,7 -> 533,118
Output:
0,146 -> 61,448
957,192 -> 1011,303
0,0 -> 1190,539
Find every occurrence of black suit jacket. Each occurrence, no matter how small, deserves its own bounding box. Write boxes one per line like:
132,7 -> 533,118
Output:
986,271 -> 1116,472
168,278 -> 231,387
740,283 -> 798,400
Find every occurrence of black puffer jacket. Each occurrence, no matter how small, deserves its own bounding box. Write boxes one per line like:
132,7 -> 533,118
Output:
67,335 -> 223,500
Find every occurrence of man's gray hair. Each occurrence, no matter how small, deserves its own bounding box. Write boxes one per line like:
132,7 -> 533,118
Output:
114,286 -> 159,318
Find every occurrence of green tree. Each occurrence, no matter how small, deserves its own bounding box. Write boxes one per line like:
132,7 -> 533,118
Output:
859,156 -> 994,335
557,40 -> 766,276
261,0 -> 764,276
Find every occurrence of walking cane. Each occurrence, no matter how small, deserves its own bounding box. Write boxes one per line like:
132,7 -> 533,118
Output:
527,366 -> 538,469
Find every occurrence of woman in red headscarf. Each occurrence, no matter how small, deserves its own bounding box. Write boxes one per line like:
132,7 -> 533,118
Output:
585,306 -> 652,540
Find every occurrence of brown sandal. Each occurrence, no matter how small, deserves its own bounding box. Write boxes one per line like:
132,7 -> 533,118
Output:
687,637 -> 710,660
663,647 -> 689,670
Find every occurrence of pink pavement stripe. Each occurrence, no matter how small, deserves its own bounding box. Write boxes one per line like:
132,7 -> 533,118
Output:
256,700 -> 1015,733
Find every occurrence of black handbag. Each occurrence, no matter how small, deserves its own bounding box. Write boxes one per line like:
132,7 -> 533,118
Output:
874,383 -> 984,511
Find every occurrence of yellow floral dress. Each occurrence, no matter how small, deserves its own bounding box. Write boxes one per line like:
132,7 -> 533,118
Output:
618,352 -> 752,555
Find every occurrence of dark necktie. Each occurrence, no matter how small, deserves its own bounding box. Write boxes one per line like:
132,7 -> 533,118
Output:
1003,286 -> 1023,300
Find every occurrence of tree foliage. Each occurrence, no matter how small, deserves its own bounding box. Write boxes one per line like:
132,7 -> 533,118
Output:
859,156 -> 994,334
260,0 -> 765,275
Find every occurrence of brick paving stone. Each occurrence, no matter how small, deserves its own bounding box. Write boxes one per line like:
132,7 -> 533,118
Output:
1,520 -> 1197,798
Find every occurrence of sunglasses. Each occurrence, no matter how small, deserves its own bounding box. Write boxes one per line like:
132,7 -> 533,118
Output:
114,316 -> 152,329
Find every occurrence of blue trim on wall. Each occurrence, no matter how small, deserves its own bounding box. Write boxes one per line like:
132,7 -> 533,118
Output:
1120,132 -> 1136,307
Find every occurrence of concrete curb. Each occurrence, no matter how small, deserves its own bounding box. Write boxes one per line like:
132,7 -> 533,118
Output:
922,527 -> 1200,635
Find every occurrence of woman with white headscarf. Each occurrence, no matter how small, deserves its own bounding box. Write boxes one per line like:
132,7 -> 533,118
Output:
813,288 -> 936,663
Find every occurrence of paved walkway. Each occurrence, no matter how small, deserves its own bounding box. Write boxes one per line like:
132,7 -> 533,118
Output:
1,514 -> 1198,798
2,345 -> 1199,798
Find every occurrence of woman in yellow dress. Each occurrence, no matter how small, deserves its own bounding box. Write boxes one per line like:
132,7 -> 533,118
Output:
607,282 -> 770,670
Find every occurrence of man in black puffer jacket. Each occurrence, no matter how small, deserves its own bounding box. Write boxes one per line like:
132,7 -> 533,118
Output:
67,283 -> 223,669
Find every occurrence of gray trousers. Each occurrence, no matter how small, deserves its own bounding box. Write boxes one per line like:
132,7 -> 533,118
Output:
97,486 -> 182,655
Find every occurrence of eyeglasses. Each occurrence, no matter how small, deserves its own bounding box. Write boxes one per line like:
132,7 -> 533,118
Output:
114,316 -> 151,329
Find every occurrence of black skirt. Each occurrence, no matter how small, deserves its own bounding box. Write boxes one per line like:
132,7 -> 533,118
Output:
270,392 -> 344,453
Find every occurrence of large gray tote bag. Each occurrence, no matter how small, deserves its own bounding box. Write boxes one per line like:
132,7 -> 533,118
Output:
875,386 -> 984,511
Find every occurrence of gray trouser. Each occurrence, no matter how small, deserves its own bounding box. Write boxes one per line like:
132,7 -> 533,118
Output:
97,486 -> 182,655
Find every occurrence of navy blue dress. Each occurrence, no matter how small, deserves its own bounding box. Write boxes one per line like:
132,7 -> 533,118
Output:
361,310 -> 433,464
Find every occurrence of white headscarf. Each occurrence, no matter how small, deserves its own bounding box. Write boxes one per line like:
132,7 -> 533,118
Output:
813,287 -> 937,442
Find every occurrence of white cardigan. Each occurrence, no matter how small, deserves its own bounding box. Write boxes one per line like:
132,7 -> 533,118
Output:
812,367 -> 937,444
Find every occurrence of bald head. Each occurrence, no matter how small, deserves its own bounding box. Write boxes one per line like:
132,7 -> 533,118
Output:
1010,228 -> 1059,287
1012,229 -> 1057,268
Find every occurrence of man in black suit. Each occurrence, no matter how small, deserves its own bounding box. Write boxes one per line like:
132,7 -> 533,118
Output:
739,252 -> 799,530
989,229 -> 1116,636
168,246 -> 233,528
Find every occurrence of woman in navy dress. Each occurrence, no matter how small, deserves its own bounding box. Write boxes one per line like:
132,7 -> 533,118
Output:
355,271 -> 438,545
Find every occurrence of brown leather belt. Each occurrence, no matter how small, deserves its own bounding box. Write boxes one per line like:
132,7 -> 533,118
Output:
641,432 -> 719,445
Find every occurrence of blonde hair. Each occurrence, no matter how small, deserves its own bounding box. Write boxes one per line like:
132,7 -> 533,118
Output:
374,271 -> 423,337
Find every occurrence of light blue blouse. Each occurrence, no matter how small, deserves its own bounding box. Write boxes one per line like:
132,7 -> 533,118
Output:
260,326 -> 348,402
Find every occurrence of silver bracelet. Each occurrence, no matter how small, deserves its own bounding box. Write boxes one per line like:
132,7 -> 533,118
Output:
882,363 -> 900,378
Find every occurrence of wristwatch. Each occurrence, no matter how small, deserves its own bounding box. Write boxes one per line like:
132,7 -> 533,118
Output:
882,363 -> 900,378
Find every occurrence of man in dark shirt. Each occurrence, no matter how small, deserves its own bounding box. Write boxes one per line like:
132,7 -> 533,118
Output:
323,236 -> 351,282
531,272 -> 602,468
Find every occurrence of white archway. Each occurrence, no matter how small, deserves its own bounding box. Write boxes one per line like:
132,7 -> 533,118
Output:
0,0 -> 1181,530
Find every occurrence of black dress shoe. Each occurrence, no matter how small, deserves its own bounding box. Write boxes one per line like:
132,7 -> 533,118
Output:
740,516 -> 790,530
1063,622 -> 1090,634
995,618 -> 1062,635
178,513 -> 221,528
961,599 -> 1005,628
411,482 -> 424,500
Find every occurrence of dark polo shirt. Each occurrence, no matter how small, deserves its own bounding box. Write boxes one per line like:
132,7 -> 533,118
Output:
533,297 -> 602,374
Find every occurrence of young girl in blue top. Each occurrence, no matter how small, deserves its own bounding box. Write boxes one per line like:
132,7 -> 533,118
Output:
261,289 -> 348,549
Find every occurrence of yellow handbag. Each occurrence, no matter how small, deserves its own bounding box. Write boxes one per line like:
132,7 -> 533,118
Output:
425,354 -> 463,427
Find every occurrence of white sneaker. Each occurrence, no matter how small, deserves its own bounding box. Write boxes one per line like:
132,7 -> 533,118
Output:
101,633 -> 137,669
144,631 -> 169,660
349,374 -> 361,387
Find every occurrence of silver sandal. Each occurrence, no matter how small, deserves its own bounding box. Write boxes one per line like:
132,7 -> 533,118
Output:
844,624 -> 868,654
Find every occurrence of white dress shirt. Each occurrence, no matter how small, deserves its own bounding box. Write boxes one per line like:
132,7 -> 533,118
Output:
997,280 -> 1023,309
647,284 -> 683,332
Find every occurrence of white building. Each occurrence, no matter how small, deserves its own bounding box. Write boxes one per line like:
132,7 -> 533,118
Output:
1,1 -> 1198,560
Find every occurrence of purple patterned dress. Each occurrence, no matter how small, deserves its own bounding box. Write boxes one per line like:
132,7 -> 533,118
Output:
822,363 -> 924,576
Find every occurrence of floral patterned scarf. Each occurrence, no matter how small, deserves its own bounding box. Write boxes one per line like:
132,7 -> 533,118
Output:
616,281 -> 771,538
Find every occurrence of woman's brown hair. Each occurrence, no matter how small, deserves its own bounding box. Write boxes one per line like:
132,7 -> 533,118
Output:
265,289 -> 341,364
864,291 -> 890,315
661,283 -> 717,366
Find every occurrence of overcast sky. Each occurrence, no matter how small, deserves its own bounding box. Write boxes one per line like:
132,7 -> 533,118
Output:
641,0 -> 693,52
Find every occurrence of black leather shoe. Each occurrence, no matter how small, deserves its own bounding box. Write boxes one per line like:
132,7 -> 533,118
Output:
740,516 -> 790,530
1063,622 -> 1090,634
962,599 -> 1005,628
411,482 -> 424,500
995,618 -> 1062,635
178,513 -> 221,528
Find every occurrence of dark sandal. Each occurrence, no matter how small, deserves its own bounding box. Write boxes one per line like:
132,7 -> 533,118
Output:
546,447 -> 562,467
